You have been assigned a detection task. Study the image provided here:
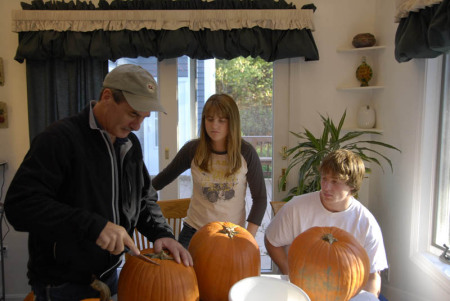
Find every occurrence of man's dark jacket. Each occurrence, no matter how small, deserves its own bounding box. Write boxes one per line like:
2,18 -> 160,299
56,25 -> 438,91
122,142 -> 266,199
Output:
4,103 -> 173,286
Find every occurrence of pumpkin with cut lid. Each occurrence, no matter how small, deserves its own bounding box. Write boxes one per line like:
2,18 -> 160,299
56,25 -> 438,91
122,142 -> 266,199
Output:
288,226 -> 370,301
117,248 -> 199,301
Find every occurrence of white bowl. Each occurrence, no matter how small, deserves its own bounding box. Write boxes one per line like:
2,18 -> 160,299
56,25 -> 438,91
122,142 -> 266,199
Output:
228,276 -> 311,301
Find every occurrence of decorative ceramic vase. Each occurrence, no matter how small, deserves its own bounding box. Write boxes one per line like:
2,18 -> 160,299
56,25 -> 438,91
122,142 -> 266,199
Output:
357,105 -> 376,129
352,33 -> 376,48
356,56 -> 373,87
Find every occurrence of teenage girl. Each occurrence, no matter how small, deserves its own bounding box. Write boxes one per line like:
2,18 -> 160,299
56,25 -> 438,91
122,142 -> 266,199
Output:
152,93 -> 267,248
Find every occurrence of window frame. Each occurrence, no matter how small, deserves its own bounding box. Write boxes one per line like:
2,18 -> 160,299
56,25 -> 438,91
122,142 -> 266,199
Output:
432,53 -> 450,251
410,54 -> 450,292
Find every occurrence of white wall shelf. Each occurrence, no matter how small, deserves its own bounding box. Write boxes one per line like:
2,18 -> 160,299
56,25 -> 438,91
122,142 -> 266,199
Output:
343,128 -> 383,133
336,45 -> 385,90
337,42 -> 386,132
336,45 -> 386,53
337,85 -> 384,91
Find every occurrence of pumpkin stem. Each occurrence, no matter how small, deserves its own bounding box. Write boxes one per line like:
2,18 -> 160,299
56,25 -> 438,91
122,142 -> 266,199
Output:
90,276 -> 111,301
144,250 -> 174,260
322,233 -> 338,244
218,225 -> 239,238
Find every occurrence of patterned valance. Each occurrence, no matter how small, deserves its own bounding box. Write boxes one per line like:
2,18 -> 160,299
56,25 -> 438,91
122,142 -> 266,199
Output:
395,0 -> 443,21
12,9 -> 314,32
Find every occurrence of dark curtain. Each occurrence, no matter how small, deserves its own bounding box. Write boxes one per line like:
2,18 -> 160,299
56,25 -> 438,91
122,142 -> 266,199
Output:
26,58 -> 107,140
16,0 -> 319,141
15,0 -> 319,63
395,0 -> 450,62
15,27 -> 319,63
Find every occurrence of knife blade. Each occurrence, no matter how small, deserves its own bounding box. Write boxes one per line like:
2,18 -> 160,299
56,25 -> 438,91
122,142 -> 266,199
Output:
123,246 -> 160,266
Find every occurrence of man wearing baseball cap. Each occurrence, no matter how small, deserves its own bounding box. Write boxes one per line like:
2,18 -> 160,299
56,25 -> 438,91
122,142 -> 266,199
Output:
5,64 -> 192,301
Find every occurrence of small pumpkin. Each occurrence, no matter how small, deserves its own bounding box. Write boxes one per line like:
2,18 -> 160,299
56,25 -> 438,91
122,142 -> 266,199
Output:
288,226 -> 370,301
188,221 -> 260,301
117,248 -> 199,301
24,292 -> 35,301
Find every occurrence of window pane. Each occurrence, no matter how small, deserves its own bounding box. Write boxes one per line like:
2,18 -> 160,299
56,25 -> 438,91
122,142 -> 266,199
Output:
112,56 -> 275,271
177,56 -> 274,270
216,57 -> 274,271
108,58 -> 160,176
434,54 -> 450,249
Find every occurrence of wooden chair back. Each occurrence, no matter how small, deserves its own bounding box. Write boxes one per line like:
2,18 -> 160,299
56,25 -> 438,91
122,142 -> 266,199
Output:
132,198 -> 191,251
270,201 -> 286,216
158,198 -> 190,238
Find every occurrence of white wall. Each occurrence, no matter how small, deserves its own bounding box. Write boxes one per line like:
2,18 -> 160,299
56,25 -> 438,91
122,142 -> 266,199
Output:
0,0 -> 448,300
0,0 -> 32,299
373,1 -> 450,300
290,1 -> 449,300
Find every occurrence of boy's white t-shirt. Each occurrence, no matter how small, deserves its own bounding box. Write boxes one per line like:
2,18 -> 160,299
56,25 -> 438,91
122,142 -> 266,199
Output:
265,191 -> 388,273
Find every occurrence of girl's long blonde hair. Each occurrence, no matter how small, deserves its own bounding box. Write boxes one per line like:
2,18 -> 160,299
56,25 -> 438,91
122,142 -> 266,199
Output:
194,93 -> 242,177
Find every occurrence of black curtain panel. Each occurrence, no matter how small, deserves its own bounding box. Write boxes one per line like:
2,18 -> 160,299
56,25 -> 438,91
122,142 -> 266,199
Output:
395,0 -> 450,62
25,58 -> 107,140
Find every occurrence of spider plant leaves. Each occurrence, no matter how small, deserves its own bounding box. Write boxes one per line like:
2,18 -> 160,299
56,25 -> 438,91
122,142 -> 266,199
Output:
278,111 -> 401,201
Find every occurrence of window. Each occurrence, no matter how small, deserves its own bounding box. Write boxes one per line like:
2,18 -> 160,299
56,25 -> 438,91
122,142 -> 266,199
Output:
411,54 -> 450,290
108,58 -> 161,176
109,56 -> 279,271
433,54 -> 450,250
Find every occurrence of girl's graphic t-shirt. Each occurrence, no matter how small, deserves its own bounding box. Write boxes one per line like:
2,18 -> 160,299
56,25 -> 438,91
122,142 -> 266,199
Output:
151,139 -> 267,230
187,152 -> 248,229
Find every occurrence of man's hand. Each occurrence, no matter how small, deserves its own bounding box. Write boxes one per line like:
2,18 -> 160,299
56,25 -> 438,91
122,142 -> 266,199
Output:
154,237 -> 193,267
96,221 -> 140,256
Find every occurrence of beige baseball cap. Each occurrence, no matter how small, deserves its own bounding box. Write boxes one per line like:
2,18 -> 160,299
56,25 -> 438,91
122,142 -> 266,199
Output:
103,64 -> 166,113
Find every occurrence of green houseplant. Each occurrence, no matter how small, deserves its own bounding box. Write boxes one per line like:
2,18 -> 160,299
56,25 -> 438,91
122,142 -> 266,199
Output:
278,111 -> 401,202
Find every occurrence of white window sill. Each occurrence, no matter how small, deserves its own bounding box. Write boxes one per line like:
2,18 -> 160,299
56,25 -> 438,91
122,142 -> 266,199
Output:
422,252 -> 450,279
412,251 -> 450,293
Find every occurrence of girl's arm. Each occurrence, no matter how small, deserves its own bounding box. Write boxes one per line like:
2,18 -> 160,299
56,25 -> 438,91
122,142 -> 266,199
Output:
152,140 -> 198,190
241,140 -> 267,226
246,221 -> 258,237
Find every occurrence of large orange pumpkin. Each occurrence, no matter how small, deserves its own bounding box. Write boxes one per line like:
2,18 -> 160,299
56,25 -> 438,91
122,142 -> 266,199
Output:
188,221 -> 260,301
117,248 -> 199,301
288,226 -> 370,301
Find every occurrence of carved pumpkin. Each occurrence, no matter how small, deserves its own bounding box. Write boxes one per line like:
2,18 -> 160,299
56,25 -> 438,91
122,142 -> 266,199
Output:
117,248 -> 199,301
288,226 -> 370,301
188,221 -> 260,301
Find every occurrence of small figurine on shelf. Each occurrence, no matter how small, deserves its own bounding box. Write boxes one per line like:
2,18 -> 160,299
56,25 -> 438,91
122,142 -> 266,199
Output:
357,105 -> 376,129
352,33 -> 376,48
356,56 -> 373,87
